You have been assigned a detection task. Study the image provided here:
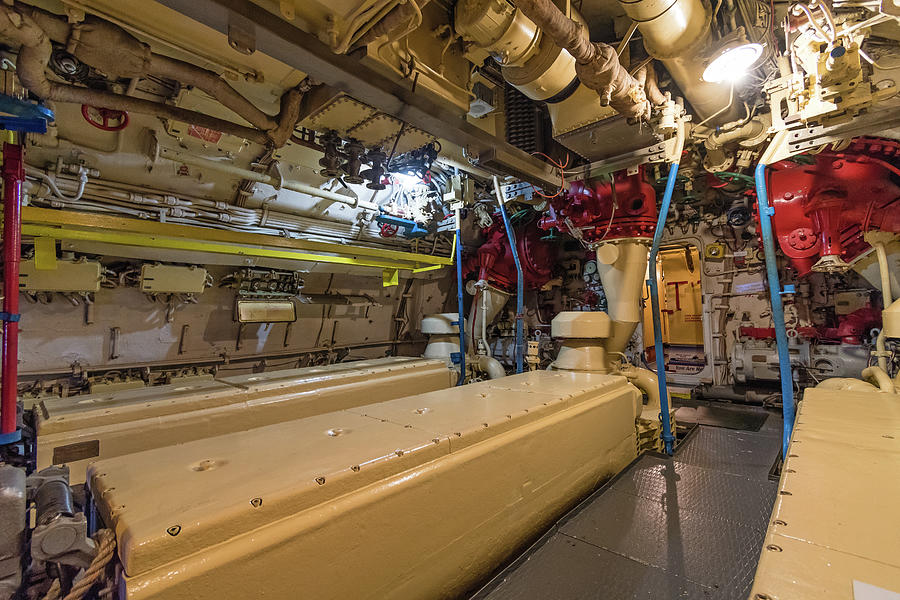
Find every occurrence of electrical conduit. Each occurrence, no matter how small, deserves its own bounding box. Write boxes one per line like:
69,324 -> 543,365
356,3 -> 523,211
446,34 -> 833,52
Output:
646,119 -> 685,455
493,176 -> 524,374
754,163 -> 796,456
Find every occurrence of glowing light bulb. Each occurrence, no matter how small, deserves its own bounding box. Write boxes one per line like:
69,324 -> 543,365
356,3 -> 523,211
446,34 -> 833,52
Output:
702,43 -> 764,83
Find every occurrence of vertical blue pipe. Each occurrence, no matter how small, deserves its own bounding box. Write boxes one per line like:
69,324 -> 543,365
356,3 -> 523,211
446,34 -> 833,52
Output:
497,199 -> 525,374
754,164 -> 795,456
647,162 -> 680,455
455,221 -> 467,386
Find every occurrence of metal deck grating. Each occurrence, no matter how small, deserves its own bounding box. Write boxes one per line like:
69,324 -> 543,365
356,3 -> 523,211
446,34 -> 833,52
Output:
474,424 -> 780,600
675,427 -> 781,481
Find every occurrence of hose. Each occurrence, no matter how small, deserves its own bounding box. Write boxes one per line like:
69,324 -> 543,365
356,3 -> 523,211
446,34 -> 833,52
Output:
493,176 -> 524,374
755,162 -> 797,457
455,209 -> 467,386
645,119 -> 684,455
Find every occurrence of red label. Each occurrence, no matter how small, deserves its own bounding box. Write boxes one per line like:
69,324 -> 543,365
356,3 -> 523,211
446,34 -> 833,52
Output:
188,125 -> 223,143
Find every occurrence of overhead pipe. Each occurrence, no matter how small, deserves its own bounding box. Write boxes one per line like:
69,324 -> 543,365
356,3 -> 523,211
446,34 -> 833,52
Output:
0,3 -> 304,147
646,118 -> 685,455
454,208 -> 467,386
156,147 -> 378,211
22,3 -> 285,132
493,176 -> 524,374
702,116 -> 767,172
456,0 -> 652,120
1,140 -> 24,445
617,0 -> 736,122
754,163 -> 796,456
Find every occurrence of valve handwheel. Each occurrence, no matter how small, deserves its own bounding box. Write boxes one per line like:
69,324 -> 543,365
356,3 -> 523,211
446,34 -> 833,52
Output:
81,105 -> 130,131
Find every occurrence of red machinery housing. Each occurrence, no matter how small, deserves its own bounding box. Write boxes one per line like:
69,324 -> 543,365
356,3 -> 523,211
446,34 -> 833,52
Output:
464,218 -> 557,292
539,167 -> 658,241
765,137 -> 900,275
739,306 -> 881,345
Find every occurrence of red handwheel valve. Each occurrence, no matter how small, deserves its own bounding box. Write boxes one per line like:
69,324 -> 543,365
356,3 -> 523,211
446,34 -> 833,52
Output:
81,104 -> 130,131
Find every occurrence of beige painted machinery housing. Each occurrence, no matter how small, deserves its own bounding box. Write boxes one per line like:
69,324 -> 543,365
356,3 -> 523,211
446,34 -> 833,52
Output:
750,387 -> 900,599
36,357 -> 454,483
88,370 -> 639,600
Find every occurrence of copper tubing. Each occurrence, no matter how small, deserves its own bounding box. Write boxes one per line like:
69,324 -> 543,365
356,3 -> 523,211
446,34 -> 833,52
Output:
512,0 -> 650,120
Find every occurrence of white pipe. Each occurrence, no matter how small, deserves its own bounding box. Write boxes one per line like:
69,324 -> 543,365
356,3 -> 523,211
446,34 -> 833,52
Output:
874,241 -> 893,306
862,366 -> 896,393
481,288 -> 489,353
815,378 -> 878,392
158,147 -> 377,211
618,364 -> 662,418
466,284 -> 510,354
471,354 -> 507,379
25,167 -> 88,201
873,241 -> 892,371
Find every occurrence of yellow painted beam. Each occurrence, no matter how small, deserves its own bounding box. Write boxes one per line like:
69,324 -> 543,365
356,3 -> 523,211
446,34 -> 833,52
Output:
33,237 -> 57,270
382,268 -> 399,287
21,225 -> 432,272
412,265 -> 444,274
20,207 -> 453,266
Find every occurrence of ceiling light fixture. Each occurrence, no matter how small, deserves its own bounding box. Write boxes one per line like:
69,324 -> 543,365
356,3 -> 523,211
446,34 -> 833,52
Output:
702,34 -> 764,83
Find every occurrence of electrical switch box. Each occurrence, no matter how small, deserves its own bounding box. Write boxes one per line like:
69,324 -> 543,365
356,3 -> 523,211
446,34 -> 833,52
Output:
19,258 -> 101,292
139,264 -> 208,294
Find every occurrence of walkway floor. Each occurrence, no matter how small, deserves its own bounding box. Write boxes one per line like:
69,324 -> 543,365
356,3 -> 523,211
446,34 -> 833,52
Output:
473,411 -> 782,600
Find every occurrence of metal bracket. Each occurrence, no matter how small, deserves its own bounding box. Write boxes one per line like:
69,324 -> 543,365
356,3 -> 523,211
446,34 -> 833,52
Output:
227,10 -> 256,55
569,142 -> 667,180
770,107 -> 900,163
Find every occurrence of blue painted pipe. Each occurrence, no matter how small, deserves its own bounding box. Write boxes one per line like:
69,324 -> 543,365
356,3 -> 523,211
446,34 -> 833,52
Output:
454,222 -> 467,386
754,164 -> 795,456
647,162 -> 680,455
497,199 -> 525,374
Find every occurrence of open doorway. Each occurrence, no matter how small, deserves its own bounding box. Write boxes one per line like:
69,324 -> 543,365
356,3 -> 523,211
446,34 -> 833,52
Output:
642,244 -> 705,374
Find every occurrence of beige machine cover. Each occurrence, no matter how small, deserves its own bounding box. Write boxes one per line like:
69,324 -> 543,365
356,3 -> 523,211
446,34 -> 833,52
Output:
750,388 -> 900,599
89,370 -> 639,600
36,357 -> 454,483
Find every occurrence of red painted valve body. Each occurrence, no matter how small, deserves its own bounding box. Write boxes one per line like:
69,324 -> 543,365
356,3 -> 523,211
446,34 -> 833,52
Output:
464,219 -> 556,292
538,168 -> 658,242
765,138 -> 900,275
